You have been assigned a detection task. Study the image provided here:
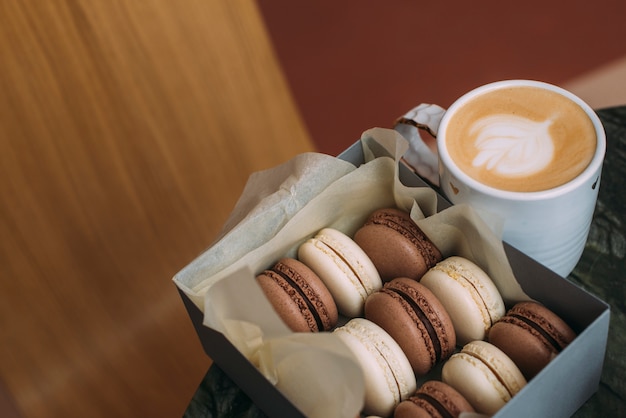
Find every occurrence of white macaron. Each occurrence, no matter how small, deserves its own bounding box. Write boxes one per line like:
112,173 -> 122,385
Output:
420,256 -> 505,345
442,340 -> 527,415
298,228 -> 382,317
334,318 -> 417,417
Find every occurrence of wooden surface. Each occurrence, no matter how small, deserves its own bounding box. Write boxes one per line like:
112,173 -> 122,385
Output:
0,1 -> 313,417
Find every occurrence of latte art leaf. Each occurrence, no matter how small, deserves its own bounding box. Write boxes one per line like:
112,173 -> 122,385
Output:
471,115 -> 555,177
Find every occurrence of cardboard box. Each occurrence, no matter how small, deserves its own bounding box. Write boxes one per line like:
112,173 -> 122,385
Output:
179,140 -> 610,417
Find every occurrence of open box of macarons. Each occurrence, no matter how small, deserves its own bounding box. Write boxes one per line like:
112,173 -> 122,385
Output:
174,129 -> 610,418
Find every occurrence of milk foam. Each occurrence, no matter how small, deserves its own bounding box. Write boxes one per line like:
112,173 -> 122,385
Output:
445,85 -> 597,192
471,114 -> 555,177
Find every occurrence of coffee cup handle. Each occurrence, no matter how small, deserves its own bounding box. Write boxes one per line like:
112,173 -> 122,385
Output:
394,104 -> 446,186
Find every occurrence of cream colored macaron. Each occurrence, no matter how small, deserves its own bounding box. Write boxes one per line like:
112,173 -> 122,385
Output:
442,340 -> 527,415
420,256 -> 505,345
298,228 -> 382,317
334,318 -> 416,417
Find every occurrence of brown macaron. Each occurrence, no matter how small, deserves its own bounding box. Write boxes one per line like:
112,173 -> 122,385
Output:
394,380 -> 475,418
353,208 -> 442,282
256,258 -> 338,332
488,301 -> 576,379
365,278 -> 456,375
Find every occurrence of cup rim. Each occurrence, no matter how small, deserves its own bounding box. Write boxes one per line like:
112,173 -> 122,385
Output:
437,79 -> 606,201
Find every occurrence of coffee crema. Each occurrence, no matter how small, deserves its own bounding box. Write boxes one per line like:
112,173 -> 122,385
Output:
445,86 -> 596,192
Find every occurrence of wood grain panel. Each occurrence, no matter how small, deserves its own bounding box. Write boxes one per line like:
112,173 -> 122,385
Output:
0,1 -> 313,416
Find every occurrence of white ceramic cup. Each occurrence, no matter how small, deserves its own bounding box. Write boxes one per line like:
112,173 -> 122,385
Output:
397,80 -> 606,277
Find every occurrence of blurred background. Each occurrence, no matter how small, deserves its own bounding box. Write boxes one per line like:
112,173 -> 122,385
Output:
1,1 -> 625,417
258,0 -> 626,155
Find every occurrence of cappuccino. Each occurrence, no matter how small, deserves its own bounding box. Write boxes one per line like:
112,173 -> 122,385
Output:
445,86 -> 597,192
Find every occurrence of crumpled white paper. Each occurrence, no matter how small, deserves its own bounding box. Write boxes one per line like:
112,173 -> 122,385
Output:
173,128 -> 529,418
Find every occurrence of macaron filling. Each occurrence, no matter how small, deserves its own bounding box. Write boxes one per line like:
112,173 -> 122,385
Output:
505,313 -> 565,353
338,322 -> 403,403
269,266 -> 325,332
334,318 -> 417,415
367,210 -> 441,269
431,261 -> 494,327
460,349 -> 514,399
377,346 -> 403,402
314,239 -> 369,298
382,286 -> 442,363
462,341 -> 528,399
412,393 -> 454,418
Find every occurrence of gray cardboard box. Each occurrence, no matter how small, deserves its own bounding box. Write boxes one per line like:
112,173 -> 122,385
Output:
179,140 -> 610,417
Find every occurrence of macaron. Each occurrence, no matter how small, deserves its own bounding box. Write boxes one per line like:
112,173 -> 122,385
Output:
353,208 -> 442,282
298,228 -> 382,317
393,380 -> 475,418
364,278 -> 456,375
420,256 -> 505,345
442,340 -> 527,415
488,301 -> 577,380
334,318 -> 417,417
256,258 -> 338,332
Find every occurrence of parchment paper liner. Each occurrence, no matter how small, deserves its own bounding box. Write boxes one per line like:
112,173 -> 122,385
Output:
173,128 -> 529,418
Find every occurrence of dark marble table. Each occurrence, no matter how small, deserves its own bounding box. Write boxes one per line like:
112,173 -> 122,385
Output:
184,106 -> 626,418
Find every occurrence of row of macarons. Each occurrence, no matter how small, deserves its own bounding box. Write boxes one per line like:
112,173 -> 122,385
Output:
255,207 -> 577,417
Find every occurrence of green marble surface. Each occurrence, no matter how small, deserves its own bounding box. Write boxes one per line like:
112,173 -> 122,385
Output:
184,107 -> 626,418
